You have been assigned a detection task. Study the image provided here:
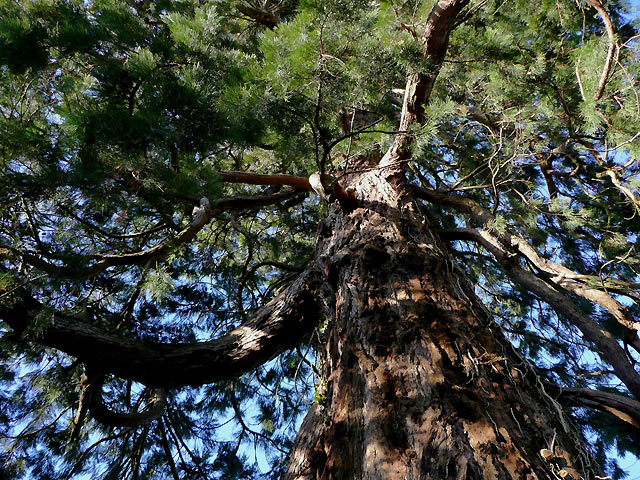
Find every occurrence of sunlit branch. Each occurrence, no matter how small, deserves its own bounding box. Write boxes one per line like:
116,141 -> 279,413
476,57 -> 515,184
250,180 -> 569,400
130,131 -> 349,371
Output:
218,171 -> 313,190
414,186 -> 640,339
381,0 -> 471,166
587,0 -> 618,101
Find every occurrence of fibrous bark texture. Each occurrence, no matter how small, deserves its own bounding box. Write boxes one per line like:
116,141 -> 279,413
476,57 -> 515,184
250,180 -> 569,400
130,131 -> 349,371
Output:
286,168 -> 598,480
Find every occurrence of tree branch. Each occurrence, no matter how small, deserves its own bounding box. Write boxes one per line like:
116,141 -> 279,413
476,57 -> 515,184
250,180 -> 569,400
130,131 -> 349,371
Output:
548,384 -> 640,429
587,0 -> 618,101
157,418 -> 180,480
218,170 -> 359,210
381,0 -> 470,166
0,267 -> 324,388
237,4 -> 279,29
58,204 -> 169,240
437,227 -> 640,401
14,190 -> 304,279
218,171 -> 313,190
415,186 -> 640,340
87,375 -> 167,427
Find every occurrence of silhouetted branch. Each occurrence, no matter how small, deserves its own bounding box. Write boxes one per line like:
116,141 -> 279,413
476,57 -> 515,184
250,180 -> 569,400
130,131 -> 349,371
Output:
88,379 -> 167,428
13,190 -> 304,279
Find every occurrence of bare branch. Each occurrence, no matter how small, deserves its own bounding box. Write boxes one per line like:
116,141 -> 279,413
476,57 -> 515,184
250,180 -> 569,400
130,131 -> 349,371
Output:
217,170 -> 359,209
218,171 -> 313,190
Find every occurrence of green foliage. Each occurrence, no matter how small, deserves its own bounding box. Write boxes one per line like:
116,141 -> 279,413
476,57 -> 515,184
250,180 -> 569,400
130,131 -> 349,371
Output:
1,0 -> 640,478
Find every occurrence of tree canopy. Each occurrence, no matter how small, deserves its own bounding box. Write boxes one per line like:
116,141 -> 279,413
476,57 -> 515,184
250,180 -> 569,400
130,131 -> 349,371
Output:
1,0 -> 640,478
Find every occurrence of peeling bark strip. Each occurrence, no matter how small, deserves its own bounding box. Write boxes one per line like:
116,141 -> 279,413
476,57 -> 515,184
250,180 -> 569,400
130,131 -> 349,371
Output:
286,168 -> 595,480
0,268 -> 323,388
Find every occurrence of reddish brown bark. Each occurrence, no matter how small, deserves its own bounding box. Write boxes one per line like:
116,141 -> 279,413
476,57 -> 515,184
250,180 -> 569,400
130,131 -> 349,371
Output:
218,171 -> 313,190
285,168 -> 599,480
382,0 -> 470,166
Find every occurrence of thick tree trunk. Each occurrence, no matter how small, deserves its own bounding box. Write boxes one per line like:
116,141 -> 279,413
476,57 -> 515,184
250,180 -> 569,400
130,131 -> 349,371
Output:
286,168 -> 599,480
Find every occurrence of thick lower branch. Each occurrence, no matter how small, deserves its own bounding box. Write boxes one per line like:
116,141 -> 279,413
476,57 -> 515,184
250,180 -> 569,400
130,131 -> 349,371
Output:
0,268 -> 323,388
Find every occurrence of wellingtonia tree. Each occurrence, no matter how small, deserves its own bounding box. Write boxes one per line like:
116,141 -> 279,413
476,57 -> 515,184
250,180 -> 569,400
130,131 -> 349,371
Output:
1,0 -> 640,478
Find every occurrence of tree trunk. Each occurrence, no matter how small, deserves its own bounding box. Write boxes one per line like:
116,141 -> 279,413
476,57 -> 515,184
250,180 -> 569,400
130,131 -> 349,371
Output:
286,167 -> 599,480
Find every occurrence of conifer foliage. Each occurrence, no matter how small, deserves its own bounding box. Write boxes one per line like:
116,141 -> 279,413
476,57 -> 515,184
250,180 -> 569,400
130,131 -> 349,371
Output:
1,0 -> 640,478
